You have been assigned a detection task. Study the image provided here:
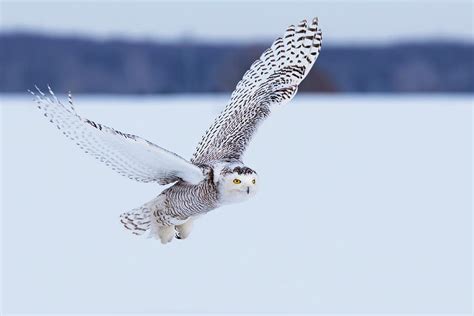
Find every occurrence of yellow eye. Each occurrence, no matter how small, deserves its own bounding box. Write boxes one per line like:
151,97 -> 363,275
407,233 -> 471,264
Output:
233,179 -> 241,184
252,179 -> 256,184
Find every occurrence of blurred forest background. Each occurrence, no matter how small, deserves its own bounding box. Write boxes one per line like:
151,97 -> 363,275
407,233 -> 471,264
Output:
1,33 -> 473,94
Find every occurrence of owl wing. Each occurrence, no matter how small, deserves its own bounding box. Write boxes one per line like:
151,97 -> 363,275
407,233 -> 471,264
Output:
30,86 -> 205,185
192,18 -> 322,164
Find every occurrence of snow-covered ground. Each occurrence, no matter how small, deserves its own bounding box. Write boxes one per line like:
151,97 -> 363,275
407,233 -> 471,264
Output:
1,94 -> 472,313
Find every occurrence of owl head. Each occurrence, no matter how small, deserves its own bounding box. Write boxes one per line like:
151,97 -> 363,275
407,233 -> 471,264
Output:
216,165 -> 259,204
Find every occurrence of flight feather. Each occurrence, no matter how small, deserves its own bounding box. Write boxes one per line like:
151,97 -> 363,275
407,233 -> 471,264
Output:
192,18 -> 322,164
30,86 -> 205,185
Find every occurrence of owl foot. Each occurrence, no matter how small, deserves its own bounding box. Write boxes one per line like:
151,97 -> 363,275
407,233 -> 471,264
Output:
175,218 -> 194,240
158,225 -> 175,244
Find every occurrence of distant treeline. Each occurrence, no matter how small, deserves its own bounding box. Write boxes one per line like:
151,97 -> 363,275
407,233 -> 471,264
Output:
1,33 -> 473,94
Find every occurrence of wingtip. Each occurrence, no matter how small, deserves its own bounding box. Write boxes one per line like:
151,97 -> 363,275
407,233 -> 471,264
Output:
298,19 -> 308,27
34,84 -> 45,96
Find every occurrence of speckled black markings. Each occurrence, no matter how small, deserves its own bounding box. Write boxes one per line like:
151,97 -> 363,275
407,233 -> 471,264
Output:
192,18 -> 322,166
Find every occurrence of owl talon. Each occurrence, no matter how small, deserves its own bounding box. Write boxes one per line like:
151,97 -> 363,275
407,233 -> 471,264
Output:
175,218 -> 194,240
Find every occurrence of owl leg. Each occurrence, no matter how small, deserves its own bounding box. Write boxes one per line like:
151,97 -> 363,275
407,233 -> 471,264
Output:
175,218 -> 194,240
158,225 -> 175,244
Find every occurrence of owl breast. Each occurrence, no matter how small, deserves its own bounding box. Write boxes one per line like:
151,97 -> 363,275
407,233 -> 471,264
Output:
162,178 -> 220,220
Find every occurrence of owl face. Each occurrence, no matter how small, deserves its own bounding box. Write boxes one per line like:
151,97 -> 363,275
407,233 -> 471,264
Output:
217,166 -> 259,204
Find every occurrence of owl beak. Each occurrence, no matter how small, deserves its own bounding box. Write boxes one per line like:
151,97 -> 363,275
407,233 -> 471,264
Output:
246,187 -> 250,194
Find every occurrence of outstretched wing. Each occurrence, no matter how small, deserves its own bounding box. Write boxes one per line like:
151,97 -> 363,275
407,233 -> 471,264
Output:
192,18 -> 322,164
30,87 -> 205,185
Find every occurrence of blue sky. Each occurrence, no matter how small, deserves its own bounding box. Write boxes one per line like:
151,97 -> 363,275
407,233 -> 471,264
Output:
1,0 -> 473,44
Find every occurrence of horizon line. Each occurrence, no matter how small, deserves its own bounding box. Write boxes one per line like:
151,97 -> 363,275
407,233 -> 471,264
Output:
2,29 -> 473,48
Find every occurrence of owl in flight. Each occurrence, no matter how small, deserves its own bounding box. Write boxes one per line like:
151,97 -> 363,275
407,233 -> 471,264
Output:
31,18 -> 322,244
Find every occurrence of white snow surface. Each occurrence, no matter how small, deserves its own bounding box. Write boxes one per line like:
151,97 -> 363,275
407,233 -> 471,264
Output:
1,94 -> 472,313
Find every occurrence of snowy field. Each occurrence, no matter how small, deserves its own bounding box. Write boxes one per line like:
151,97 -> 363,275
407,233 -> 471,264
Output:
1,94 -> 472,314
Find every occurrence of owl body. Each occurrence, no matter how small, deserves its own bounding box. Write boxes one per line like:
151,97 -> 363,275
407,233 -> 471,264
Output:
121,161 -> 259,242
31,17 -> 322,244
161,176 -> 219,222
161,161 -> 259,219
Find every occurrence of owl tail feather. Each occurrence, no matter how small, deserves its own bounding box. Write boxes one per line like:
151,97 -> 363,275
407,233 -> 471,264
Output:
120,204 -> 152,236
120,195 -> 166,236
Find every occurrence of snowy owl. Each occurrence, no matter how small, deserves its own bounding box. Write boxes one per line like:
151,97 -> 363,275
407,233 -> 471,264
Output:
30,18 -> 322,244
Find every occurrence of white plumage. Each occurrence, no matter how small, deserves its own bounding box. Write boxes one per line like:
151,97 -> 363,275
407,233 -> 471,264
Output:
30,17 -> 322,244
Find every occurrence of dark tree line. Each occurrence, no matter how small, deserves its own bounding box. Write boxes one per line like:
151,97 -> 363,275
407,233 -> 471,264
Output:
1,33 -> 473,94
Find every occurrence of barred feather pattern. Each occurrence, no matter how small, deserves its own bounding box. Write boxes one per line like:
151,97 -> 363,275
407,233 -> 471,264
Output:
192,17 -> 322,164
160,178 -> 219,221
29,86 -> 205,185
120,178 -> 219,234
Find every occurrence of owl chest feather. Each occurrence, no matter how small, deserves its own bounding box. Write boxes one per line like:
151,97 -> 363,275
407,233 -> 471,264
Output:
163,178 -> 220,219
